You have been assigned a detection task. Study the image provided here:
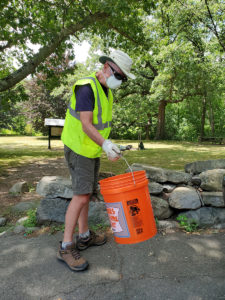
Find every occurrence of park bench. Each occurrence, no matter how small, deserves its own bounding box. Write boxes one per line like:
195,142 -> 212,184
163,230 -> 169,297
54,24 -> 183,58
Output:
200,136 -> 224,145
44,118 -> 65,149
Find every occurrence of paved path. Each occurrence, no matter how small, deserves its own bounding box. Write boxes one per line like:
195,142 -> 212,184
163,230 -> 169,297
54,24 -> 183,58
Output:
1,231 -> 225,300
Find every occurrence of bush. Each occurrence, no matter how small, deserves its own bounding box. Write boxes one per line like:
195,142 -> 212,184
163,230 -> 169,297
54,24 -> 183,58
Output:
23,209 -> 37,228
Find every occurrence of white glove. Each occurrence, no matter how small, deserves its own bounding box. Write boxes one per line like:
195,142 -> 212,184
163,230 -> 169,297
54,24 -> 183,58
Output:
102,139 -> 121,161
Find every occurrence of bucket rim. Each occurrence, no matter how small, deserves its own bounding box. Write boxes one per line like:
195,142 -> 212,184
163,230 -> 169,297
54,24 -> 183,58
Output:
100,178 -> 149,195
99,177 -> 146,188
99,170 -> 146,184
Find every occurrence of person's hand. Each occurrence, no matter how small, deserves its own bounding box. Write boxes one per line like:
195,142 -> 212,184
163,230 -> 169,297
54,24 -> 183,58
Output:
102,139 -> 121,161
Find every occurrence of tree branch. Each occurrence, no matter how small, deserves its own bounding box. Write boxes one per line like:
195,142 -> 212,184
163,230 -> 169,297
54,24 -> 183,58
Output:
0,12 -> 109,92
107,23 -> 140,45
204,0 -> 225,52
166,92 -> 203,103
119,91 -> 139,99
145,61 -> 158,77
176,0 -> 225,52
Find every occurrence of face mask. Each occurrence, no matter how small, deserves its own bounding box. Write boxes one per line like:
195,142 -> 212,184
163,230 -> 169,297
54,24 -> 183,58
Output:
102,69 -> 122,89
106,75 -> 122,89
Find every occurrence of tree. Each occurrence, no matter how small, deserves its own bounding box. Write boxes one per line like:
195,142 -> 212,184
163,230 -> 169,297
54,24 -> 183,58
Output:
110,0 -> 225,140
0,0 -> 154,93
25,77 -> 67,135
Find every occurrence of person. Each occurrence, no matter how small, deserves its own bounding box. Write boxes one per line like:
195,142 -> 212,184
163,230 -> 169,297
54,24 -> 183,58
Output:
57,49 -> 135,271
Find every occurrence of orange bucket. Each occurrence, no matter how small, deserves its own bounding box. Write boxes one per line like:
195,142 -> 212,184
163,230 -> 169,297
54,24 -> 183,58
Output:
99,171 -> 157,244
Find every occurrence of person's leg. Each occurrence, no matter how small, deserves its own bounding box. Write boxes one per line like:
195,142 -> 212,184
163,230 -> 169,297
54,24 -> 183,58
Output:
78,156 -> 99,235
76,157 -> 107,250
57,147 -> 92,271
78,201 -> 90,235
63,193 -> 90,242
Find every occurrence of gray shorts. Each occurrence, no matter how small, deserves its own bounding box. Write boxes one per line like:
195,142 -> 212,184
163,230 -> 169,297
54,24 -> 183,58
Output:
64,145 -> 100,195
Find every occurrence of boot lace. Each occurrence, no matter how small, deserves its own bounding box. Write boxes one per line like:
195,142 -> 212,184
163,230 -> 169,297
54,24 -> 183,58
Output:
71,248 -> 81,260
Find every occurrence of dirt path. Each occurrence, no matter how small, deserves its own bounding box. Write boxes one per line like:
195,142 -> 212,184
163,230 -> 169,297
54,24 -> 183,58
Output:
0,157 -> 70,210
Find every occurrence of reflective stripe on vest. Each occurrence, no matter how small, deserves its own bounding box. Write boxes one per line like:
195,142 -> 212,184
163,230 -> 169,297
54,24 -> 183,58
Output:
68,76 -> 111,130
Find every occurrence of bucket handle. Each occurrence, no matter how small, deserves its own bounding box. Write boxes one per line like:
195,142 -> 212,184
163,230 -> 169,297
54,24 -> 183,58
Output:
109,144 -> 136,185
121,155 -> 136,185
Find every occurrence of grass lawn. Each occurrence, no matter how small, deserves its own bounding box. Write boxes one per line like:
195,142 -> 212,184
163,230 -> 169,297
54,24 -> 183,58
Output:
0,136 -> 224,175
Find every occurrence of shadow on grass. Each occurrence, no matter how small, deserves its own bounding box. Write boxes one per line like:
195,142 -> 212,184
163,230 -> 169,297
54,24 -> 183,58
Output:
0,137 -> 224,176
100,145 -> 225,174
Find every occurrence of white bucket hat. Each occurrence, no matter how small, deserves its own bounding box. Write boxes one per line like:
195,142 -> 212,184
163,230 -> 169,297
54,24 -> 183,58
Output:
99,49 -> 136,79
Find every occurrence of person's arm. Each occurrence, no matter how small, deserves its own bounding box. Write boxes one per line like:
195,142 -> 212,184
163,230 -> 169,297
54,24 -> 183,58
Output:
80,111 -> 104,146
80,111 -> 120,161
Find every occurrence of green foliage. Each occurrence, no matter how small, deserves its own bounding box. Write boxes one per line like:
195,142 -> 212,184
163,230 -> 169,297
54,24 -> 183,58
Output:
109,0 -> 225,140
0,0 -> 155,92
24,78 -> 68,135
0,0 -> 225,140
49,224 -> 65,235
90,223 -> 109,232
0,84 -> 28,132
24,229 -> 34,235
176,215 -> 199,232
23,209 -> 37,228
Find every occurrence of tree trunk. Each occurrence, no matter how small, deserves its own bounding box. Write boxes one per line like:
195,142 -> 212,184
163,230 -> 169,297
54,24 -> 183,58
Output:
155,100 -> 167,140
145,124 -> 150,140
144,114 -> 152,140
209,100 -> 215,136
200,95 -> 207,141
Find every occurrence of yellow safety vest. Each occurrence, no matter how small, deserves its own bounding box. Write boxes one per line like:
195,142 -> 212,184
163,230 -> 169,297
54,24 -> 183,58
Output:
61,73 -> 113,158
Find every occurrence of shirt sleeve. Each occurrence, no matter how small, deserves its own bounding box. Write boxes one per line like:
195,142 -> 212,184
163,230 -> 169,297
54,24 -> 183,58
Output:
75,84 -> 95,112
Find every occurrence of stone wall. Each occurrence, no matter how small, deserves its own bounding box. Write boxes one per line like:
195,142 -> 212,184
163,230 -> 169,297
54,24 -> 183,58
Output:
129,160 -> 225,228
36,159 -> 225,229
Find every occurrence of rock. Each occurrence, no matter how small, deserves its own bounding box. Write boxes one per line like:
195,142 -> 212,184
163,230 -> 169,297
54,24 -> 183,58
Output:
9,181 -> 29,194
88,202 -> 110,226
98,172 -> 115,180
213,208 -> 225,224
158,220 -> 179,229
128,164 -> 167,181
169,187 -> 201,209
0,231 -> 7,237
162,192 -> 170,201
212,223 -> 225,229
13,225 -> 26,234
11,201 -> 38,213
36,197 -> 70,224
16,217 -> 28,224
128,164 -> 191,184
178,207 -> 225,227
0,217 -> 7,226
191,176 -> 201,186
166,170 -> 191,185
151,196 -> 174,220
148,181 -> 163,195
0,230 -> 14,237
185,159 -> 225,175
199,169 -> 225,192
36,176 -> 73,199
92,190 -> 104,202
162,184 -> 176,193
25,227 -> 40,233
201,192 -> 225,207
36,197 -> 110,226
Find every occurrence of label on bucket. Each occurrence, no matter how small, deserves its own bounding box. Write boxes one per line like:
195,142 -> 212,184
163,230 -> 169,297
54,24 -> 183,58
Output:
106,202 -> 130,238
127,198 -> 143,235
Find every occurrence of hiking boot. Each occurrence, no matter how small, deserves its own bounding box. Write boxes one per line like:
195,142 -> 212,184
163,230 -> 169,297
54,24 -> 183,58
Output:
76,230 -> 107,251
57,241 -> 89,271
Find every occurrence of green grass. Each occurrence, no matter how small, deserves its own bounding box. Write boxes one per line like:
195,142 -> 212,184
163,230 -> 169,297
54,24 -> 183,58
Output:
100,140 -> 225,174
0,136 -> 224,176
0,136 -> 64,175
